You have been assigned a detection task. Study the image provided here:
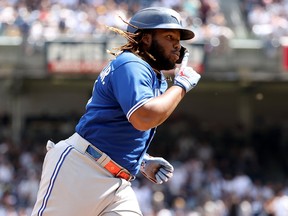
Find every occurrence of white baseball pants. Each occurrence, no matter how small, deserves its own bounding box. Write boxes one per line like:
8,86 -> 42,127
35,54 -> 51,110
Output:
31,133 -> 142,216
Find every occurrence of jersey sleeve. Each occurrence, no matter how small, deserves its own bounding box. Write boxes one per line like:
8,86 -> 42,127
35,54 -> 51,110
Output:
110,61 -> 155,120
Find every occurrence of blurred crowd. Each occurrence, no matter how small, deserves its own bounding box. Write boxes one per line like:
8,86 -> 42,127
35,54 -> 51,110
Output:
1,0 -> 288,44
241,0 -> 288,39
0,0 -> 287,60
0,0 -> 234,47
0,112 -> 288,215
240,0 -> 288,57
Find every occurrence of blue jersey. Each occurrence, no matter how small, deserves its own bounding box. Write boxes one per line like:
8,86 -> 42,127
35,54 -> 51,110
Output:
75,51 -> 168,175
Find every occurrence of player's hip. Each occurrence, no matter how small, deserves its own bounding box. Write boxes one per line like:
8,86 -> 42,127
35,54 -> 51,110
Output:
32,135 -> 142,215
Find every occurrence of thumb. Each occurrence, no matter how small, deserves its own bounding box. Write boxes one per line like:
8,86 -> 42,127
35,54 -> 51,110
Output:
174,67 -> 180,75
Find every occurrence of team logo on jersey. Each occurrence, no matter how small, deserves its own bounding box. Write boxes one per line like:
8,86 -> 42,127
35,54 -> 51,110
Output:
99,63 -> 111,85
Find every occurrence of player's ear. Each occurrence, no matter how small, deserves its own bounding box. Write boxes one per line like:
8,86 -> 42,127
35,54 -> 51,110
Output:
141,32 -> 152,47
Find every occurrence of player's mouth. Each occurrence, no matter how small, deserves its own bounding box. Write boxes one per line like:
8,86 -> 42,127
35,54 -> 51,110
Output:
172,52 -> 180,62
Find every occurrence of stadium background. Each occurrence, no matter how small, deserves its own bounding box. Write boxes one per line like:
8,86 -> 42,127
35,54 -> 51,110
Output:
0,0 -> 288,215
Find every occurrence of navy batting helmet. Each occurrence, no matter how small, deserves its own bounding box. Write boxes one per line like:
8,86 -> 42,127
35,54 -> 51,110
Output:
127,7 -> 194,40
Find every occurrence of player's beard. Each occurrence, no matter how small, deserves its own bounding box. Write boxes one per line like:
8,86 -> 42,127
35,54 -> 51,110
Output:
148,39 -> 176,71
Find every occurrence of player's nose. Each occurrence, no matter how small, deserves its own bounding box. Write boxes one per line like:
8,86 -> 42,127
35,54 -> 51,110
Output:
174,42 -> 181,51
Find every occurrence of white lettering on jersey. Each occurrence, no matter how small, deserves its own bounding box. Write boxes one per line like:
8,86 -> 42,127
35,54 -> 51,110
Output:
99,63 -> 111,85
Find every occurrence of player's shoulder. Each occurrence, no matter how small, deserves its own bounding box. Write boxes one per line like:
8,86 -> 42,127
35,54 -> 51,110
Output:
112,51 -> 150,70
116,51 -> 141,62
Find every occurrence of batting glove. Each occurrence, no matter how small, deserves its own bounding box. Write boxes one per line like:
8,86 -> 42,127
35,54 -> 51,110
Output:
140,154 -> 174,184
174,67 -> 201,93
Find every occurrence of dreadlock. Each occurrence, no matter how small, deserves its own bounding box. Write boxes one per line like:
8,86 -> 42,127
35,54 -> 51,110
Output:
106,26 -> 142,56
106,15 -> 157,61
106,26 -> 157,62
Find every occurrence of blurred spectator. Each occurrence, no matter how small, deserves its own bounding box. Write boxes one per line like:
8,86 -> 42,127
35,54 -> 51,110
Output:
264,183 -> 288,216
0,155 -> 14,184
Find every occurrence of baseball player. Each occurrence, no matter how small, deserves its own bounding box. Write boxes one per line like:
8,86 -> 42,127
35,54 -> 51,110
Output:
31,7 -> 201,216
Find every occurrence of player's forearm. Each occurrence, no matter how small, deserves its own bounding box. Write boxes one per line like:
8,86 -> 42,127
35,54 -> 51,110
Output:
130,85 -> 185,130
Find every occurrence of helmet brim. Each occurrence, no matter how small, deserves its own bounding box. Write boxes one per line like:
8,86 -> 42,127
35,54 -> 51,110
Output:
127,25 -> 195,40
153,24 -> 195,40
